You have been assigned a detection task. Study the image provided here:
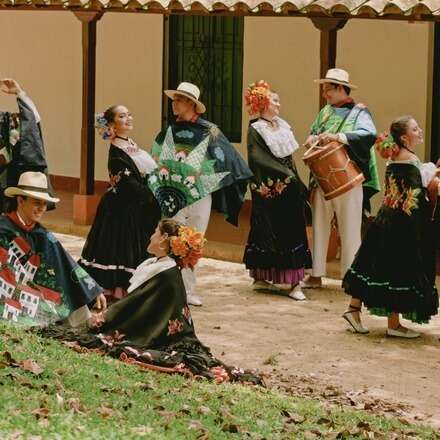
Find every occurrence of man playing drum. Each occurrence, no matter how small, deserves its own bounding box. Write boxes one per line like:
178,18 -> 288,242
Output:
302,68 -> 380,288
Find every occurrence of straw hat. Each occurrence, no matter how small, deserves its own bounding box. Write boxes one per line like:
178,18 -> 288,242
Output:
164,82 -> 206,114
4,172 -> 60,203
314,68 -> 358,90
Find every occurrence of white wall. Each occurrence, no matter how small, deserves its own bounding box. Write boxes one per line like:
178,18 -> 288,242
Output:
0,11 -> 163,181
0,13 -> 433,212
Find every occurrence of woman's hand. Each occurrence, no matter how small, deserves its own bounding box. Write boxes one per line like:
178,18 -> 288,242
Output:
0,79 -> 23,96
95,293 -> 107,311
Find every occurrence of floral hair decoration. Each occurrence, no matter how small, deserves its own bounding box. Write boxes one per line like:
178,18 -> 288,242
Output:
374,131 -> 400,159
244,80 -> 271,115
95,112 -> 116,141
169,226 -> 206,269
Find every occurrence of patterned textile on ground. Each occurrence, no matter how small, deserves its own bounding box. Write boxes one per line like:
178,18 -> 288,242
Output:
41,259 -> 262,384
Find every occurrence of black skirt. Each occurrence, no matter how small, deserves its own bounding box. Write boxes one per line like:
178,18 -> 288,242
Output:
80,145 -> 161,290
343,163 -> 438,323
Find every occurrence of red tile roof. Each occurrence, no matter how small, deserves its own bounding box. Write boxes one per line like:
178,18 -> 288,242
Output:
5,298 -> 22,310
0,267 -> 17,286
0,0 -> 439,19
35,285 -> 62,305
12,236 -> 31,255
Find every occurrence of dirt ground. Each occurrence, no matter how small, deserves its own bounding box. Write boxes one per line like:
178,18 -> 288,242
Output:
60,233 -> 440,429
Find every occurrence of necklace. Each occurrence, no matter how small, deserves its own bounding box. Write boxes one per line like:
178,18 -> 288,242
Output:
403,146 -> 416,154
115,135 -> 130,142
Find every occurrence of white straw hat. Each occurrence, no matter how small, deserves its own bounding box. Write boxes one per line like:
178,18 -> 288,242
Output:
4,172 -> 60,203
164,82 -> 206,114
314,68 -> 358,90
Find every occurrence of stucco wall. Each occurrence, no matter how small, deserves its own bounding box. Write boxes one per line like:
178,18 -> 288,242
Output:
0,11 -> 163,181
0,13 -> 433,215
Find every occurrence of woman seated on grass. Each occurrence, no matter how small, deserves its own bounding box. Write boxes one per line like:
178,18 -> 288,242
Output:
44,219 -> 260,384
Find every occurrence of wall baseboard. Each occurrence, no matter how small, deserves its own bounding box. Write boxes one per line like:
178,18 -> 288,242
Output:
50,175 -> 108,194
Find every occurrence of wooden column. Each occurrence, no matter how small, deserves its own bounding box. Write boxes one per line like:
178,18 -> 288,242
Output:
311,18 -> 348,109
73,11 -> 103,225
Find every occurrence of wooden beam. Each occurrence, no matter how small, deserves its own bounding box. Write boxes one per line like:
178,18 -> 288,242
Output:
74,11 -> 103,195
311,18 -> 347,109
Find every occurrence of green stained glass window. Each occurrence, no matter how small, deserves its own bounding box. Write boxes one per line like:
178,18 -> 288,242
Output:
168,16 -> 244,142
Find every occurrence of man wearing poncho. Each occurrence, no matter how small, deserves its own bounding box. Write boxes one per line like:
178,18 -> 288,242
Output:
150,82 -> 253,306
302,69 -> 380,288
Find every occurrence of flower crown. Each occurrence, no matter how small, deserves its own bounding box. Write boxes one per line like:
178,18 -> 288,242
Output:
374,131 -> 400,159
169,226 -> 206,269
95,112 -> 115,141
244,80 -> 271,115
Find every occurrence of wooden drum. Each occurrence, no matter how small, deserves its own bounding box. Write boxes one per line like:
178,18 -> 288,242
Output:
303,141 -> 365,201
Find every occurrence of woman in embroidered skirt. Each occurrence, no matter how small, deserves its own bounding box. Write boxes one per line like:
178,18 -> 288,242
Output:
243,81 -> 312,300
79,105 -> 161,301
342,116 -> 439,338
44,219 -> 261,384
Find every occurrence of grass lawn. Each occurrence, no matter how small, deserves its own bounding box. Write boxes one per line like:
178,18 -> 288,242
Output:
0,322 -> 438,440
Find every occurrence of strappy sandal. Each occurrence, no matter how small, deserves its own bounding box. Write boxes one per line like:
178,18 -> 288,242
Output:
342,306 -> 369,334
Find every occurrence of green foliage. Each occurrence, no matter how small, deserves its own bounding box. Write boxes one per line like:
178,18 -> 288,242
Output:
0,322 -> 438,440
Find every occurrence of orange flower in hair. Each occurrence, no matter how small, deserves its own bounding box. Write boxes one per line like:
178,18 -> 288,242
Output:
169,226 -> 206,269
244,80 -> 271,115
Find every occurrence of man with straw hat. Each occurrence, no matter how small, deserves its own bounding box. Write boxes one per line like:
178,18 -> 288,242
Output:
0,79 -> 53,212
151,82 -> 252,306
302,68 -> 380,288
0,171 -> 105,326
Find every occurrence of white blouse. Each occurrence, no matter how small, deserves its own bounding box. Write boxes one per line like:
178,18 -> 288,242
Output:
251,116 -> 299,158
127,256 -> 176,293
115,142 -> 157,177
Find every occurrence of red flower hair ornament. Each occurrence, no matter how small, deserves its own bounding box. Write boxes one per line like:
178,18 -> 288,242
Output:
244,80 -> 271,115
169,226 -> 206,269
374,131 -> 400,160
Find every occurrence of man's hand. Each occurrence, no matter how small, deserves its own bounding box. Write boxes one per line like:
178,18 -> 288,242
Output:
95,293 -> 107,311
0,79 -> 23,96
303,134 -> 318,149
318,133 -> 340,145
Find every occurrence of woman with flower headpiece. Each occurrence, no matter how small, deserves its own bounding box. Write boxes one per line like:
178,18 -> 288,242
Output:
79,105 -> 161,301
342,116 -> 439,338
43,219 -> 261,384
243,81 -> 312,300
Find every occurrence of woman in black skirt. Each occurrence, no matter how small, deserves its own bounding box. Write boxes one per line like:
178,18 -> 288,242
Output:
79,105 -> 161,300
342,116 -> 439,338
243,81 -> 312,300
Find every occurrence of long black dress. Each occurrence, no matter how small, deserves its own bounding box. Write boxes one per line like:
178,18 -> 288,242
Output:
79,145 -> 161,291
243,120 -> 312,284
42,257 -> 261,383
343,161 -> 439,323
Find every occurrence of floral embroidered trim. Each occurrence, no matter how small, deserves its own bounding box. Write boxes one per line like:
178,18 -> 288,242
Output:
167,318 -> 184,336
250,176 -> 292,199
383,175 -> 420,216
109,170 -> 122,193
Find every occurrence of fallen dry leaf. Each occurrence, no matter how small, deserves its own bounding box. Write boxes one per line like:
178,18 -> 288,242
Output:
31,407 -> 49,419
98,405 -> 114,418
21,359 -> 44,376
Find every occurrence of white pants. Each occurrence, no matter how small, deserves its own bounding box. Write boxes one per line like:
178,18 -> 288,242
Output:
311,184 -> 363,278
172,195 -> 212,295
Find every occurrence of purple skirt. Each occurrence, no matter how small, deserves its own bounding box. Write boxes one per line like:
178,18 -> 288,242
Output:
250,268 -> 305,285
